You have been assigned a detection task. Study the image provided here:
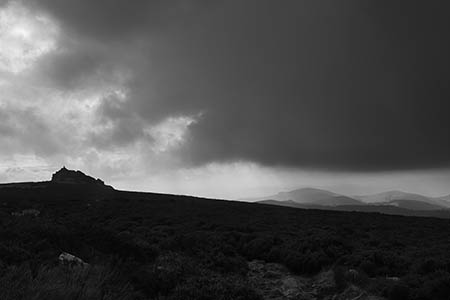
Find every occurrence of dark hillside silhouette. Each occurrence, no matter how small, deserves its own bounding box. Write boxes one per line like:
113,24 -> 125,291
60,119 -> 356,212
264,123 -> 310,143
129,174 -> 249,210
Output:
1,169 -> 450,299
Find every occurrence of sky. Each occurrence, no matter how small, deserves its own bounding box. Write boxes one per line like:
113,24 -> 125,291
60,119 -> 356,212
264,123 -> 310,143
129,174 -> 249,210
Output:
1,0 -> 450,199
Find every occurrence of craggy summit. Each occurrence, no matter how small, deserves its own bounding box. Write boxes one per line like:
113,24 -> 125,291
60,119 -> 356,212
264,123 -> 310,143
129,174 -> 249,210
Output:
51,167 -> 106,186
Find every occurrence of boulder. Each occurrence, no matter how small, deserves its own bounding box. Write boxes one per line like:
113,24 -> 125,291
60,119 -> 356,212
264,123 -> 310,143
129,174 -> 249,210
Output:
58,252 -> 89,267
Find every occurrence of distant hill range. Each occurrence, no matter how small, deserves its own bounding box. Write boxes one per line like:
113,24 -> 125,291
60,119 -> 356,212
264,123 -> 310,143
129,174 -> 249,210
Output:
249,188 -> 364,206
248,188 -> 450,218
1,168 -> 450,219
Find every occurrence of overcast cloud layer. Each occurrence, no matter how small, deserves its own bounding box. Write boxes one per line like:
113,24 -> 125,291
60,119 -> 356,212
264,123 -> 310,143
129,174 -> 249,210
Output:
1,0 -> 450,197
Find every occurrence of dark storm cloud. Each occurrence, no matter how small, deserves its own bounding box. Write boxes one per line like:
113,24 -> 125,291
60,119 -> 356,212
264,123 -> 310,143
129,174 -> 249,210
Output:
26,0 -> 210,90
88,94 -> 153,149
34,46 -> 108,90
28,0 -> 450,171
28,0 -> 178,39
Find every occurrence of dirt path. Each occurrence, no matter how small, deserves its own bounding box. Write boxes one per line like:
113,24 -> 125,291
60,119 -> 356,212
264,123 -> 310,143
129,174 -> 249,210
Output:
247,260 -> 384,300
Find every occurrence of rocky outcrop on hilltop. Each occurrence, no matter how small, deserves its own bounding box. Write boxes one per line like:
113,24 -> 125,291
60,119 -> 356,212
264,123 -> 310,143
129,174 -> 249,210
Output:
51,167 -> 105,185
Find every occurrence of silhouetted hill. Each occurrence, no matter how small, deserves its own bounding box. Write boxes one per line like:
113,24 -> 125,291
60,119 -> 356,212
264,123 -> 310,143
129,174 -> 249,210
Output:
355,190 -> 430,203
250,187 -> 363,206
384,199 -> 445,211
253,188 -> 450,218
354,190 -> 450,209
258,199 -> 450,219
1,170 -> 450,299
439,194 -> 450,202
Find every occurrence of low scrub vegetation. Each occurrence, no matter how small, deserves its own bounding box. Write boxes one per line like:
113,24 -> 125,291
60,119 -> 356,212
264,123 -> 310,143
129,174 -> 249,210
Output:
1,188 -> 450,299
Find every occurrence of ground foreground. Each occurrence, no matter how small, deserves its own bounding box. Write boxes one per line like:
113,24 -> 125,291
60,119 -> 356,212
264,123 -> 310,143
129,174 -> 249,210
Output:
1,182 -> 450,299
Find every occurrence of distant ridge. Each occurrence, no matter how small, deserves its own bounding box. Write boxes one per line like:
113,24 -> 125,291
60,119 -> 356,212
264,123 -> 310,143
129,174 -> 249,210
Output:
355,190 -> 432,204
250,187 -> 450,218
439,194 -> 450,201
354,190 -> 450,209
258,199 -> 450,219
249,187 -> 363,206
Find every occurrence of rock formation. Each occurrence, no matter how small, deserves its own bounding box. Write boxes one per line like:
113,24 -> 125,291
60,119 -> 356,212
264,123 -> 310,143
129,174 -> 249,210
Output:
51,166 -> 105,185
58,252 -> 89,267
